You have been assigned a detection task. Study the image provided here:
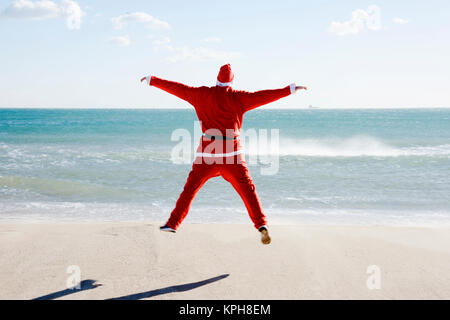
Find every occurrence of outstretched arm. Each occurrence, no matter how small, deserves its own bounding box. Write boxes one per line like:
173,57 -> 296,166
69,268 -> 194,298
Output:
236,83 -> 307,113
140,75 -> 201,106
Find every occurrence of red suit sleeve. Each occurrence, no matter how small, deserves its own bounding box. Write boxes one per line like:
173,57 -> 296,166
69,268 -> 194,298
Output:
235,86 -> 292,113
150,76 -> 201,107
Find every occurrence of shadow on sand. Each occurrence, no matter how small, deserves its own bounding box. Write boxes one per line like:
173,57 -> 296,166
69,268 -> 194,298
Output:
32,274 -> 229,300
109,274 -> 230,300
33,279 -> 102,300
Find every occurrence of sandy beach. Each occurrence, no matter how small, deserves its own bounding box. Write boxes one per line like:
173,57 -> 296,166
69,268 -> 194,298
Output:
0,223 -> 449,300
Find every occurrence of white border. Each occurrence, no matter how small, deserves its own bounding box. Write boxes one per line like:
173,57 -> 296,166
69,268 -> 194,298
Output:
216,80 -> 233,87
196,150 -> 244,158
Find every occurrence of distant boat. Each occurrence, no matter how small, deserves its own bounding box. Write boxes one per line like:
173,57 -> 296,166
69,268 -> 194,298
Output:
308,105 -> 319,109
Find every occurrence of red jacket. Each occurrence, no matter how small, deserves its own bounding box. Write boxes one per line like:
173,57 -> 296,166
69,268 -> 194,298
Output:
149,76 -> 295,155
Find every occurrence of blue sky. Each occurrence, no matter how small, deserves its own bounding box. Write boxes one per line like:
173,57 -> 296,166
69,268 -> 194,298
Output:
0,0 -> 449,108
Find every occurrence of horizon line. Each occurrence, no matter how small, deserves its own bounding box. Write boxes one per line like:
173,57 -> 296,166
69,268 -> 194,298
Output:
1,106 -> 449,110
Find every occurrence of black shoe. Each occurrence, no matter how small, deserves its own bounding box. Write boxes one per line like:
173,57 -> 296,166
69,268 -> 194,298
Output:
160,225 -> 176,233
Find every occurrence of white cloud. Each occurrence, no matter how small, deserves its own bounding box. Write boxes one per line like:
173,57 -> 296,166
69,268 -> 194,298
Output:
112,12 -> 170,30
108,35 -> 131,47
329,5 -> 381,36
60,0 -> 83,29
393,17 -> 409,25
167,47 -> 240,63
152,36 -> 170,49
152,37 -> 240,63
202,37 -> 221,43
0,0 -> 84,30
1,0 -> 60,19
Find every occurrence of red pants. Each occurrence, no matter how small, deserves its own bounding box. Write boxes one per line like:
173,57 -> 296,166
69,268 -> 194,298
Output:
166,157 -> 267,230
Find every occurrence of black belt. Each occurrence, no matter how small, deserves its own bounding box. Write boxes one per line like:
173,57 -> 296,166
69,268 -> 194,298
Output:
203,133 -> 239,141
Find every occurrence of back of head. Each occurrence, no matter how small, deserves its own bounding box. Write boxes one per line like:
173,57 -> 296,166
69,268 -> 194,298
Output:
217,64 -> 234,87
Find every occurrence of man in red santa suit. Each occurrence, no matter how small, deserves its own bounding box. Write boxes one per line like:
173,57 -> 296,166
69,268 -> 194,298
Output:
141,64 -> 307,245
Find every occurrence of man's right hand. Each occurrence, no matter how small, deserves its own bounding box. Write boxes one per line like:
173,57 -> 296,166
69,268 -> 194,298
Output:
140,77 -> 147,83
296,86 -> 308,92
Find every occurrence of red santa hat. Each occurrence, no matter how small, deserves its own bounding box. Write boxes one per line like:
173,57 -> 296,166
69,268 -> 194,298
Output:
217,64 -> 234,87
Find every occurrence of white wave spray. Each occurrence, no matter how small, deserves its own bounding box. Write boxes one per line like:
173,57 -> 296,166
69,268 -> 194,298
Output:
243,136 -> 450,157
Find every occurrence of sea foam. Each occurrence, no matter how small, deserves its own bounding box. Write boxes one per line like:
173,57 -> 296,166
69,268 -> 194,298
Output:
244,135 -> 450,157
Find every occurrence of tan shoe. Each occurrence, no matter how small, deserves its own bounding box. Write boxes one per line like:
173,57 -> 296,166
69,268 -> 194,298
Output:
259,227 -> 271,245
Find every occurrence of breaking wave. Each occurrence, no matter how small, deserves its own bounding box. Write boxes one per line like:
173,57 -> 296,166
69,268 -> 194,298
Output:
244,136 -> 450,157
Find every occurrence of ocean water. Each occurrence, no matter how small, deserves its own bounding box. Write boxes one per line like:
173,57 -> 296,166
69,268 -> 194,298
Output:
1,108 -> 449,226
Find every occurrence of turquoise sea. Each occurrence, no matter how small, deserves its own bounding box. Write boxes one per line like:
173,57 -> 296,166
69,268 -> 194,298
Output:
1,108 -> 449,226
